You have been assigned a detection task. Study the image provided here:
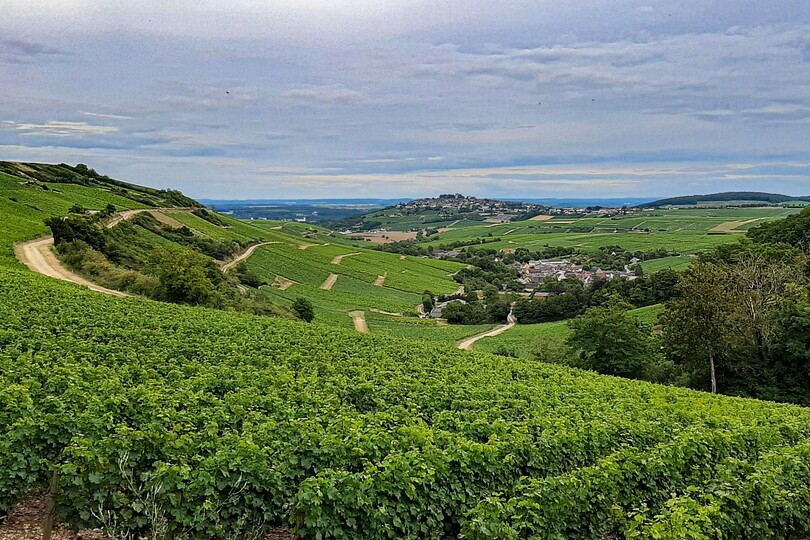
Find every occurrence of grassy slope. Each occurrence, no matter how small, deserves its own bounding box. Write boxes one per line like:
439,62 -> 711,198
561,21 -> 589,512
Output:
475,304 -> 665,359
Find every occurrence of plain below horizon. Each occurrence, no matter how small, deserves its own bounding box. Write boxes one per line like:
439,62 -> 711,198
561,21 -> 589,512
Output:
201,197 -> 659,209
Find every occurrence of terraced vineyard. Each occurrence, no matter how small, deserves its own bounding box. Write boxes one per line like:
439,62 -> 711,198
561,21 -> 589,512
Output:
2,164 -> 810,539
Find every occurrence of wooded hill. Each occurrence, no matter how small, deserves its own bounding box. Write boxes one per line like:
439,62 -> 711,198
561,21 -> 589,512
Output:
636,191 -> 810,208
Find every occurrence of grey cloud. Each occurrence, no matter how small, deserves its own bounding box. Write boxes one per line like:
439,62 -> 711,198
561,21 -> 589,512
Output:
280,85 -> 367,105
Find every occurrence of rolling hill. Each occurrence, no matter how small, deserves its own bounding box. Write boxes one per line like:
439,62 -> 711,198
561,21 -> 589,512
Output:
636,191 -> 810,208
1,162 -> 809,539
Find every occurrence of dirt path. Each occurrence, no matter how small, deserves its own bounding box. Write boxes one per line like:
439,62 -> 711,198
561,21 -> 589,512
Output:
456,311 -> 516,350
370,308 -> 403,316
332,252 -> 362,264
221,242 -> 276,272
272,275 -> 296,290
104,208 -> 145,228
14,237 -> 131,298
349,310 -> 369,333
148,210 -> 187,229
0,492 -> 295,540
320,273 -> 338,290
373,272 -> 387,286
103,207 -> 194,229
709,217 -> 766,234
13,207 -> 190,299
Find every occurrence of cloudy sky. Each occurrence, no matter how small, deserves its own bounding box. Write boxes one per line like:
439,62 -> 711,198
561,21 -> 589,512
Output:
2,1 -> 809,199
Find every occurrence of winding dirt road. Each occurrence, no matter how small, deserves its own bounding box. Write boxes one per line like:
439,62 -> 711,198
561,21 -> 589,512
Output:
14,207 -> 196,298
455,311 -> 517,350
14,237 -> 131,297
221,242 -> 276,272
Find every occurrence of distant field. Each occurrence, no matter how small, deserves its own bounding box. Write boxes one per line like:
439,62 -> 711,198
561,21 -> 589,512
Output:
639,255 -> 695,273
416,207 -> 799,253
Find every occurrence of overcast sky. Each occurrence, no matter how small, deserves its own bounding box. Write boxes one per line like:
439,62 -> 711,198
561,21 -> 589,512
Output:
2,1 -> 809,199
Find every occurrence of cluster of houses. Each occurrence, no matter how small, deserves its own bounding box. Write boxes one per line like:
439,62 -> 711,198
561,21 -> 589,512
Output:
392,194 -> 546,221
516,259 -> 639,290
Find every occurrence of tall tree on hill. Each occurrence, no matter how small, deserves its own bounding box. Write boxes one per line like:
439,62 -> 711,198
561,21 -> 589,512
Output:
661,262 -> 731,393
662,249 -> 805,395
567,297 -> 658,379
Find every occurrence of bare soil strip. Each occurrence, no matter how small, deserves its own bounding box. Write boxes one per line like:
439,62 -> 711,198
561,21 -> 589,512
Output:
370,308 -> 403,316
503,228 -> 518,235
437,219 -> 461,232
298,243 -> 317,250
0,493 -> 295,540
349,310 -> 369,333
709,217 -> 766,234
331,252 -> 362,265
400,255 -> 407,260
453,285 -> 465,295
221,242 -> 276,272
103,207 -> 194,229
456,312 -> 517,350
148,210 -> 187,229
14,238 -> 130,298
529,215 -> 554,221
272,275 -> 296,290
320,273 -> 338,290
373,272 -> 387,286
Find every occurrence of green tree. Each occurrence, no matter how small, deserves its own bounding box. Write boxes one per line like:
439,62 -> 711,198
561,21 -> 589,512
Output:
663,252 -> 805,394
567,297 -> 658,379
292,297 -> 315,322
661,262 -> 731,393
148,247 -> 221,306
45,214 -> 106,251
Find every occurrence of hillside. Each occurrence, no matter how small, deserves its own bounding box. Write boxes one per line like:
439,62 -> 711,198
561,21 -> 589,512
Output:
1,163 -> 809,539
636,191 -> 810,208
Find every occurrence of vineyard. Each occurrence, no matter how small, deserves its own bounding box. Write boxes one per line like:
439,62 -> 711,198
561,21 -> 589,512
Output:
1,264 -> 810,539
2,164 -> 810,539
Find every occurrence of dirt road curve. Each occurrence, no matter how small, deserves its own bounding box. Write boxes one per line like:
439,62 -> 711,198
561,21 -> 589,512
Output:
349,311 -> 369,333
14,237 -> 130,298
221,242 -> 275,272
103,207 -> 194,229
14,207 -> 194,298
456,311 -> 517,350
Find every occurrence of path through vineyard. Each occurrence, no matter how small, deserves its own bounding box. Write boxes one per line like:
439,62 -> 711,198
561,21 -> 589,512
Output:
456,310 -> 517,350
222,242 -> 277,272
13,208 -> 248,299
14,237 -> 130,297
349,310 -> 369,333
